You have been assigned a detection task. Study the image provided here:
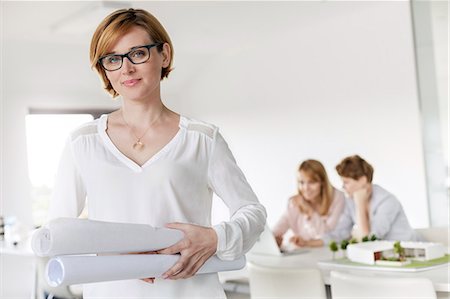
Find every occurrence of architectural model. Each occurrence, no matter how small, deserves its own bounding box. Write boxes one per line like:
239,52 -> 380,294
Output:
347,240 -> 446,265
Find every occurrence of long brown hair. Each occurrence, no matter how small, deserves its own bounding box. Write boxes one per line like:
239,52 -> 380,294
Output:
298,159 -> 334,216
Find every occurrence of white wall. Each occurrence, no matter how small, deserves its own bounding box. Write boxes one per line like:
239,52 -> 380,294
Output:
1,1 -> 434,297
161,1 -> 429,228
1,1 -> 428,229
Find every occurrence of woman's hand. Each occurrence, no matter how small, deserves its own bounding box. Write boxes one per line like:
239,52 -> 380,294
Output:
289,235 -> 306,247
122,251 -> 158,284
157,222 -> 218,280
275,235 -> 283,247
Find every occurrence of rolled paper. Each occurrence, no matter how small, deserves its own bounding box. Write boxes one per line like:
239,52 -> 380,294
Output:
32,218 -> 184,257
46,254 -> 246,286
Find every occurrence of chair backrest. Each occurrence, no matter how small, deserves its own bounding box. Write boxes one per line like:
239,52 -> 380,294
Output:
247,261 -> 326,299
330,271 -> 436,299
415,227 -> 449,247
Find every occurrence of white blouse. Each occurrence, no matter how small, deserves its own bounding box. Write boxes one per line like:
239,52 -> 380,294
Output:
48,114 -> 267,298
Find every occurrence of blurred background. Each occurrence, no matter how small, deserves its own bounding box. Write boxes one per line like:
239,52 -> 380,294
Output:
0,1 -> 448,297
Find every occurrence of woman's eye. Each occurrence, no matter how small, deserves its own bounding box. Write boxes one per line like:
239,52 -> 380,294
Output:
131,50 -> 146,58
107,56 -> 121,64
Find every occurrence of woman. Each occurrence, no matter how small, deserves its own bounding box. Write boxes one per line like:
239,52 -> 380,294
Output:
323,155 -> 416,243
273,160 -> 344,248
48,8 -> 266,298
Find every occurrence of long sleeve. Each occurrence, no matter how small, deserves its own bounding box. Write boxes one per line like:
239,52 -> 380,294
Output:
367,185 -> 415,241
369,197 -> 400,239
322,198 -> 353,244
272,208 -> 290,237
47,138 -> 87,221
208,130 -> 267,260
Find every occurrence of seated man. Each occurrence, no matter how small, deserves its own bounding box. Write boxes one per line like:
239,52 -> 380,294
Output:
323,155 -> 416,243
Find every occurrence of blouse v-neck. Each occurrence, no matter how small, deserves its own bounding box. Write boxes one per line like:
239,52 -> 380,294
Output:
97,114 -> 185,172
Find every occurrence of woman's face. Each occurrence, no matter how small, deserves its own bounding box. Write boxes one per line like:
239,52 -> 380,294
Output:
297,171 -> 322,202
341,176 -> 367,197
104,26 -> 170,102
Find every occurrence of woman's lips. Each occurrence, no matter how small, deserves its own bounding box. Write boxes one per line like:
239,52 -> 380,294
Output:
122,79 -> 141,87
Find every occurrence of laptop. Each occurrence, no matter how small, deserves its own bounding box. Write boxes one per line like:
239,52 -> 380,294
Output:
248,226 -> 309,256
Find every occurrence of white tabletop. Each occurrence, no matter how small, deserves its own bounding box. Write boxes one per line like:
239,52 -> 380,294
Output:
0,240 -> 34,257
219,247 -> 450,293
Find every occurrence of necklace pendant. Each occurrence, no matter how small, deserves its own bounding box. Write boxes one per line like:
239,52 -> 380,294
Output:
133,140 -> 144,151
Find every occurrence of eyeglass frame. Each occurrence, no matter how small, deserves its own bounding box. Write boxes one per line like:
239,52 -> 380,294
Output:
98,42 -> 164,71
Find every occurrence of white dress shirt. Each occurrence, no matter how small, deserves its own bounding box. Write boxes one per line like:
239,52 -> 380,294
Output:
48,114 -> 267,298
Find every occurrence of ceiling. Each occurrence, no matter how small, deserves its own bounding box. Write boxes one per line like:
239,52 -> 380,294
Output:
2,1 -> 329,49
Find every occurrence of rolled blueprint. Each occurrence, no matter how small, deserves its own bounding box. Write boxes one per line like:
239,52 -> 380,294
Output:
32,218 -> 184,257
46,254 -> 246,286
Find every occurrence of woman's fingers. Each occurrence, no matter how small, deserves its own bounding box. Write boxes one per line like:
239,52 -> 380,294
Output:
141,277 -> 155,284
165,253 -> 203,280
159,223 -> 217,280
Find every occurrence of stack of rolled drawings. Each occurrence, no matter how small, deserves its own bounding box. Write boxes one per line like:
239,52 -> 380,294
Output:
31,218 -> 246,287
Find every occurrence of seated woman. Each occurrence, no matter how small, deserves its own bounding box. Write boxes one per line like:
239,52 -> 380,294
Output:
323,155 -> 416,244
273,159 -> 345,248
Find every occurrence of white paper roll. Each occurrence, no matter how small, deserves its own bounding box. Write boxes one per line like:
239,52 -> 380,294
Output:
46,254 -> 246,286
32,218 -> 184,257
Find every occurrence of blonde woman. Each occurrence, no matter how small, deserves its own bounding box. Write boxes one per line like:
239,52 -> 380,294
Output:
273,160 -> 344,248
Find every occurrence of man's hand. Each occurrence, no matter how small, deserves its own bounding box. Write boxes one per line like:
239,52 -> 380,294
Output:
157,223 -> 218,280
352,183 -> 372,237
352,184 -> 372,206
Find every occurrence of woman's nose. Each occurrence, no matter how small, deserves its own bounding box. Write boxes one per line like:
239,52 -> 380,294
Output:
121,58 -> 135,74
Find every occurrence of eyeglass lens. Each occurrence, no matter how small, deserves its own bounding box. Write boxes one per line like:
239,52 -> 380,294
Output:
101,47 -> 151,71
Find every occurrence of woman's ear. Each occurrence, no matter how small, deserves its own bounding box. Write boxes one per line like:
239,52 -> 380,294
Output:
161,43 -> 171,68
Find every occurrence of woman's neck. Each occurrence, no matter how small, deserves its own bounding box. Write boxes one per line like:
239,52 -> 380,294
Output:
121,99 -> 166,129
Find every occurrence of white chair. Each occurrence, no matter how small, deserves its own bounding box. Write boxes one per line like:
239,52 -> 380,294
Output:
247,261 -> 326,299
330,271 -> 436,299
415,227 -> 449,247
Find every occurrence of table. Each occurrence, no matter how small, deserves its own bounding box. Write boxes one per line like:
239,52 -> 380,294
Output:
0,240 -> 37,299
219,247 -> 450,296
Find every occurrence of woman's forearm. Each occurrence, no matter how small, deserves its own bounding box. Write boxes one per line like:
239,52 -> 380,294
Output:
305,239 -> 324,247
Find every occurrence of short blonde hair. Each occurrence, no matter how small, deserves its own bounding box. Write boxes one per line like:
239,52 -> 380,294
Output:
298,159 -> 334,216
90,8 -> 174,97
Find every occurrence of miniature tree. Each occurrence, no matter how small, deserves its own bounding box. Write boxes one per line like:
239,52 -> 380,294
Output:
340,239 -> 350,258
370,234 -> 377,241
329,241 -> 339,260
362,236 -> 369,242
349,238 -> 358,244
340,239 -> 350,250
393,241 -> 405,261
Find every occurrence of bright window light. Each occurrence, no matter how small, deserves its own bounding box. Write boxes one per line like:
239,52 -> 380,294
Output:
25,114 -> 93,226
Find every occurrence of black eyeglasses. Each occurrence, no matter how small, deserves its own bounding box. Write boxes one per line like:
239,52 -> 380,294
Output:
98,43 -> 163,71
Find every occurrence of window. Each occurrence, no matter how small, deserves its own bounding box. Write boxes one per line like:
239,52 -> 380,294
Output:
25,109 -> 110,226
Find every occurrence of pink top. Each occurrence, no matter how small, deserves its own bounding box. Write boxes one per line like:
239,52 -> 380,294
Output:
272,188 -> 345,241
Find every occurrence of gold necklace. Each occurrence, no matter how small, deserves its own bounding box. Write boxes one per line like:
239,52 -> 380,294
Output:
121,108 -> 164,151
